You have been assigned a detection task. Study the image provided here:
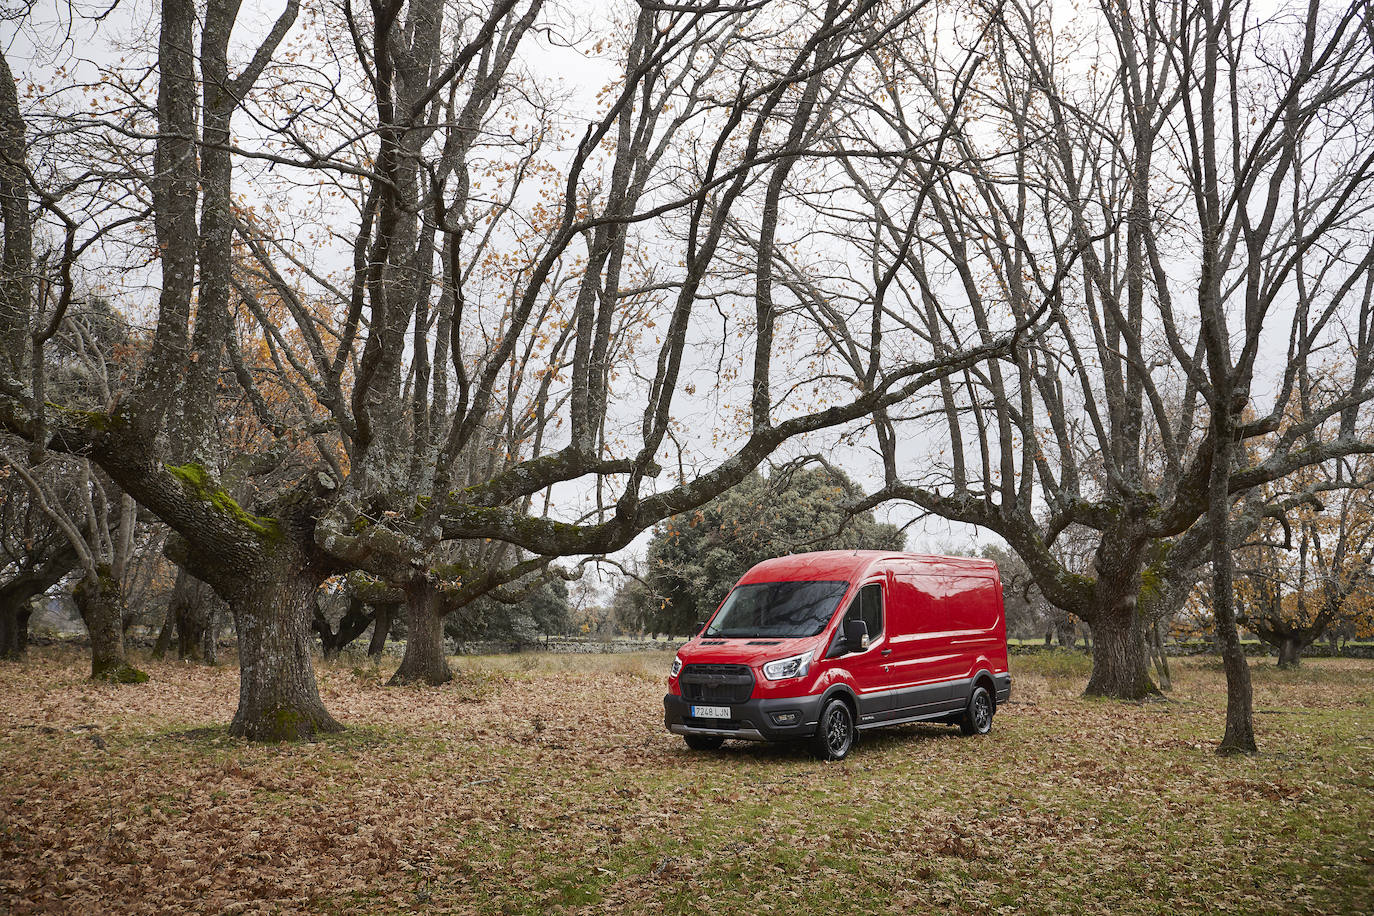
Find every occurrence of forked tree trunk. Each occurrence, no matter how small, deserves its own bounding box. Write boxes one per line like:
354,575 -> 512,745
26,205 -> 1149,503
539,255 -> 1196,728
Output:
223,551 -> 340,740
390,581 -> 452,686
316,596 -> 374,660
73,569 -> 147,683
367,601 -> 395,659
0,544 -> 80,660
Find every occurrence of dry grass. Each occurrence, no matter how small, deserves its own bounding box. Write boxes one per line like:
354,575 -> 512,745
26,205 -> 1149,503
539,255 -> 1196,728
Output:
1,647 -> 1370,915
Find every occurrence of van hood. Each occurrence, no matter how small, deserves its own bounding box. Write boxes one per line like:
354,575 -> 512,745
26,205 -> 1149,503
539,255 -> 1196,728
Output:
677,636 -> 821,667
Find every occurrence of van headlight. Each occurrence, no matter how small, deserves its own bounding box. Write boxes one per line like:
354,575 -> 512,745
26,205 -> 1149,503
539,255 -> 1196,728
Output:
762,651 -> 812,681
670,656 -> 682,678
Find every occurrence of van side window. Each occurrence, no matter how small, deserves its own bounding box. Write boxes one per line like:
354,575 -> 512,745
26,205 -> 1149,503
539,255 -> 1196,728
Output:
844,583 -> 884,640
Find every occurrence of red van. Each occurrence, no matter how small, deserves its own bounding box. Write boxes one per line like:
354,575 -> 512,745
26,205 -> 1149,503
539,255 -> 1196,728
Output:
663,551 -> 1011,760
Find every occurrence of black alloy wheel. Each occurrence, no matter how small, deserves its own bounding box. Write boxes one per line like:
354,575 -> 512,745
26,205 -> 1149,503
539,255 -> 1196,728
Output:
960,684 -> 994,736
811,698 -> 855,761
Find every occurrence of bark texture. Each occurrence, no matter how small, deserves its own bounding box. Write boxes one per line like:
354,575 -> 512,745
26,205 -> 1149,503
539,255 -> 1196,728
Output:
1082,534 -> 1160,700
0,601 -> 31,659
1083,605 -> 1158,699
389,582 -> 452,686
0,47 -> 30,372
73,569 -> 146,683
221,549 -> 339,740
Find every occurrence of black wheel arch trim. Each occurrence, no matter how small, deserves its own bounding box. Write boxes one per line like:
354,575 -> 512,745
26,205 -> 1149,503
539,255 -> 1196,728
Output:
970,668 -> 999,705
819,683 -> 860,715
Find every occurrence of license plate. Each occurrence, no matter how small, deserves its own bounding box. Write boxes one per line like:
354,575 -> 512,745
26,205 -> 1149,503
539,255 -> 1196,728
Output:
690,705 -> 731,719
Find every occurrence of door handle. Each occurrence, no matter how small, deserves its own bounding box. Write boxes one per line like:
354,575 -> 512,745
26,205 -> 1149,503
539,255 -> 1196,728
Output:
881,648 -> 893,656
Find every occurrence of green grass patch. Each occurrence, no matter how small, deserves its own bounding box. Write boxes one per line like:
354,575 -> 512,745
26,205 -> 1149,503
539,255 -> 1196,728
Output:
1011,647 -> 1094,680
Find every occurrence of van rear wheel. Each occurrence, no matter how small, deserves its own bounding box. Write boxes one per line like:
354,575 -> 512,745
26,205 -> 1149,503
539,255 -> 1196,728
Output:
959,684 -> 995,736
684,734 -> 725,751
811,698 -> 855,761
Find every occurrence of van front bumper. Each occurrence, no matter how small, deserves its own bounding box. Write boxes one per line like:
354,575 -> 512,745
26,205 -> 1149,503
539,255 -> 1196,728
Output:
663,692 -> 825,742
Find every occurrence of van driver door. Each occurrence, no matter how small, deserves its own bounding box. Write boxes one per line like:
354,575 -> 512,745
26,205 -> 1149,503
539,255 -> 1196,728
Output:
836,581 -> 893,725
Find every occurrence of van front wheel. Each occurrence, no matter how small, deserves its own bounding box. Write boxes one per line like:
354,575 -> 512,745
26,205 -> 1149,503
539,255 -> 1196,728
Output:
684,734 -> 725,751
959,684 -> 994,736
811,698 -> 855,761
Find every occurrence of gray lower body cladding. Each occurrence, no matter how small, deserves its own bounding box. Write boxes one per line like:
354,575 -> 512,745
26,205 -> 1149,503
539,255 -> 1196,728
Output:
664,670 -> 1012,743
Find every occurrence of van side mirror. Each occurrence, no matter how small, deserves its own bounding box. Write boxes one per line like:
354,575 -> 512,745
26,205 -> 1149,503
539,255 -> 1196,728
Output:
843,619 -> 869,651
695,621 -> 706,635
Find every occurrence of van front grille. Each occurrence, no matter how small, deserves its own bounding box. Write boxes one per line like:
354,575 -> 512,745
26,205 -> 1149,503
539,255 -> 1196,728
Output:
680,664 -> 754,704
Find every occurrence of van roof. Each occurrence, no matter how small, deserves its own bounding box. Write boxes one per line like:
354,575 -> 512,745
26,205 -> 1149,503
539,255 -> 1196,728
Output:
737,550 -> 997,584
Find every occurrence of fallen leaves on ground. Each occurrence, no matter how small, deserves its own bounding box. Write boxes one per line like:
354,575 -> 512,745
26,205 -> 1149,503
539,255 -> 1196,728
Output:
1,649 -> 1370,915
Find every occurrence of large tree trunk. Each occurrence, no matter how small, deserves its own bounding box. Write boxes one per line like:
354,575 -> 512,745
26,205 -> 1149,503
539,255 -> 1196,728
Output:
390,581 -> 452,686
1276,637 -> 1303,669
1084,607 -> 1158,699
1082,545 -> 1160,700
222,551 -> 340,740
0,600 -> 30,660
367,601 -> 395,659
0,48 -> 32,370
73,569 -> 146,683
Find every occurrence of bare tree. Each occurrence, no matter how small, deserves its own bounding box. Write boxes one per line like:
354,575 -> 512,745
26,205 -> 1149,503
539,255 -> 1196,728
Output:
0,0 -> 1023,738
1238,450 -> 1374,667
0,467 -> 79,658
810,0 -> 1374,731
0,450 -> 146,681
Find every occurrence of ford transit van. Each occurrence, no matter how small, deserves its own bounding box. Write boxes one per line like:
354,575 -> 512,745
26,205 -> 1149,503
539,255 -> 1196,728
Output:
663,551 -> 1011,760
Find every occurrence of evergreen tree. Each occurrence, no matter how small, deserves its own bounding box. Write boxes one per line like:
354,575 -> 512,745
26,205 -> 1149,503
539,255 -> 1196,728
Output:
642,468 -> 904,635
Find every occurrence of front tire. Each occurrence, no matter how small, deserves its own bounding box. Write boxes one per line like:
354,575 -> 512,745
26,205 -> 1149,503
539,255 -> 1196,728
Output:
959,684 -> 995,736
684,734 -> 725,751
811,698 -> 855,760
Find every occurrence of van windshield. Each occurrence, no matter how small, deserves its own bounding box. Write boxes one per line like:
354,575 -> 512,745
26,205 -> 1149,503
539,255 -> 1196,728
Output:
704,580 -> 849,638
